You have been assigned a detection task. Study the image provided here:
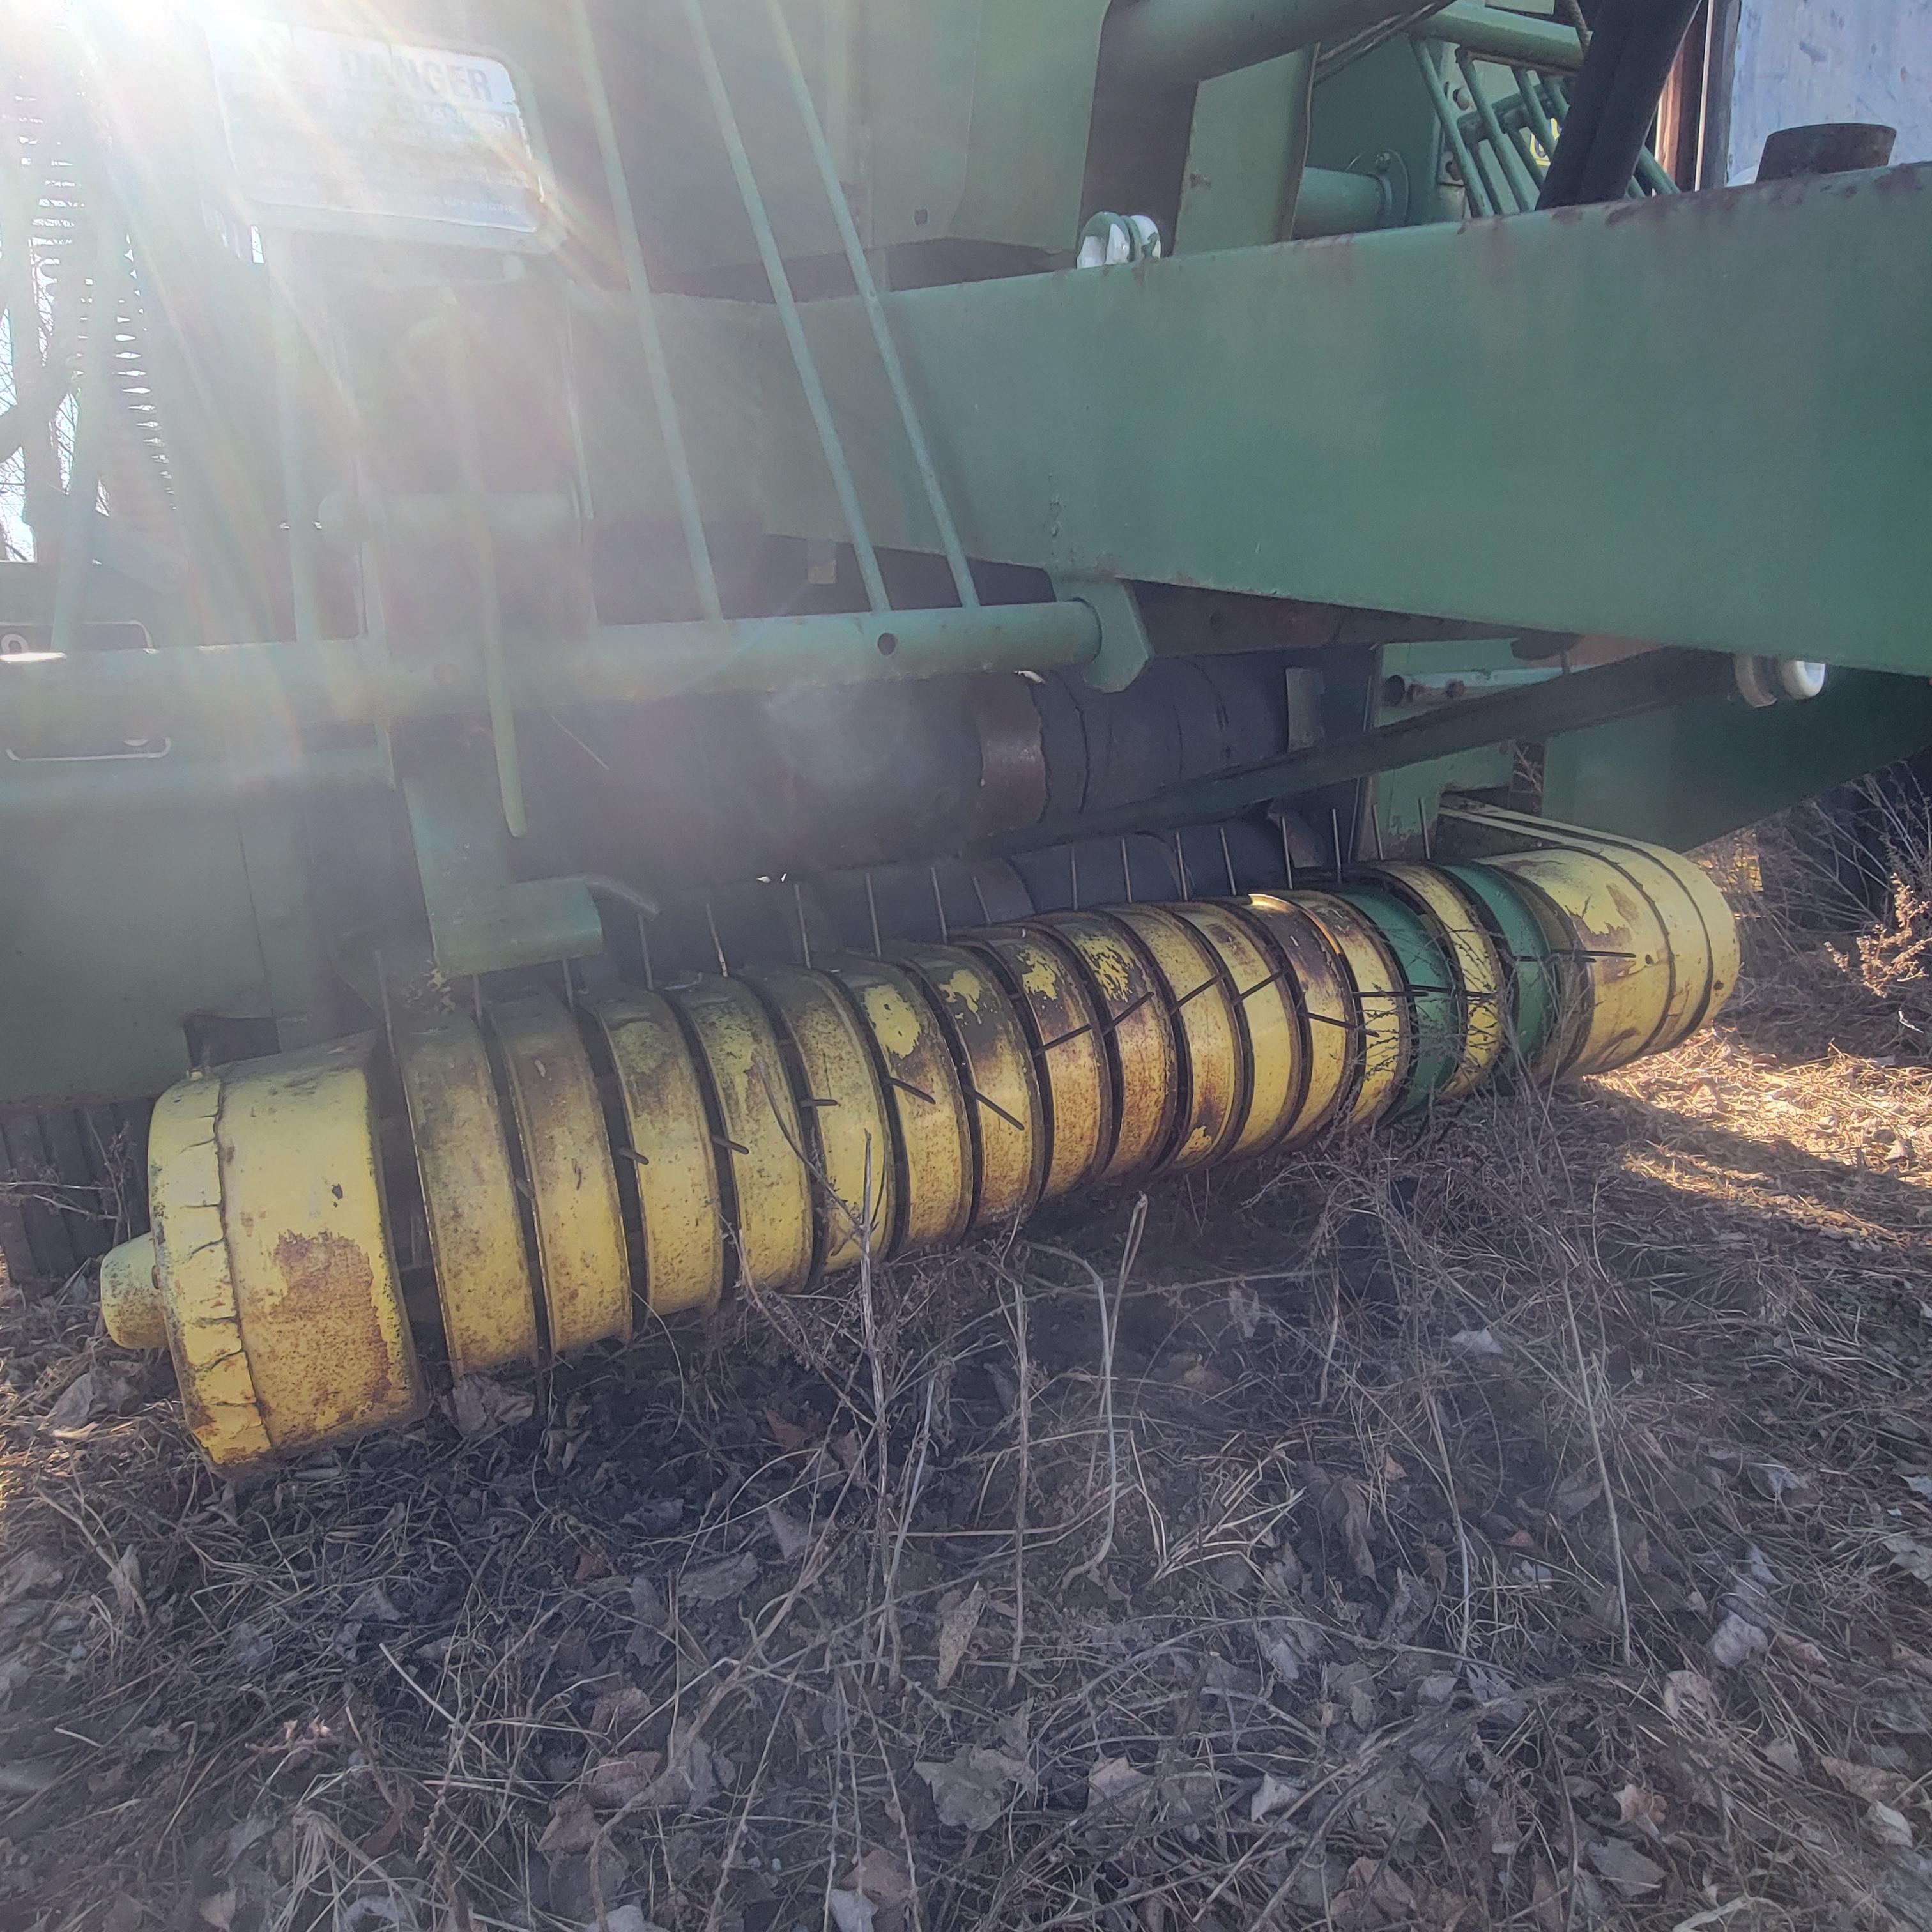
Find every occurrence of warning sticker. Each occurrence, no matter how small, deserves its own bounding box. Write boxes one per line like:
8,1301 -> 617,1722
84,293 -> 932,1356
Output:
204,20 -> 545,239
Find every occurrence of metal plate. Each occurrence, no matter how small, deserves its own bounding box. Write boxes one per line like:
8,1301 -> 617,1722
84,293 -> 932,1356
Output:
1442,863 -> 1561,1076
1175,901 -> 1303,1160
592,992 -> 728,1317
1031,910 -> 1180,1183
1292,892 -> 1410,1131
898,945 -> 1046,1229
1363,863 -> 1507,1100
147,1073 -> 275,1470
214,1036 -> 425,1456
1230,895 -> 1354,1149
1486,850 -> 1673,1076
1110,905 -> 1245,1174
958,926 -> 1115,1201
832,959 -> 974,1254
397,1015 -> 540,1377
1331,888 -> 1462,1114
673,977 -> 815,1293
488,995 -> 632,1350
758,967 -> 896,1275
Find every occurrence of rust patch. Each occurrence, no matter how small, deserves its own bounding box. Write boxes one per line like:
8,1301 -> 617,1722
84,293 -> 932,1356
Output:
268,1229 -> 398,1424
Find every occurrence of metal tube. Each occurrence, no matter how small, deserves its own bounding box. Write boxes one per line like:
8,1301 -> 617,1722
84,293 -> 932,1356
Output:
49,222 -> 123,657
1289,166 -> 1388,236
1410,36 -> 1494,216
679,0 -> 891,615
0,602 -> 1103,746
1424,1 -> 1584,72
1458,49 -> 1540,208
1103,0 -> 1415,88
567,0 -> 724,622
761,0 -> 979,608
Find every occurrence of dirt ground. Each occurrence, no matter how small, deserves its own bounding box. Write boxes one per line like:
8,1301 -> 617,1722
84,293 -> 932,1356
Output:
9,834 -> 1932,1931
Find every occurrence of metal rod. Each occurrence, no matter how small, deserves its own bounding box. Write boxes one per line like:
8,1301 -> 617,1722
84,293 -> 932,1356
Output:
1409,38 -> 1495,217
1514,68 -> 1557,166
680,0 -> 890,614
566,0 -> 723,622
49,220 -> 123,657
762,0 -> 978,610
1458,49 -> 1538,209
1425,0 -> 1585,71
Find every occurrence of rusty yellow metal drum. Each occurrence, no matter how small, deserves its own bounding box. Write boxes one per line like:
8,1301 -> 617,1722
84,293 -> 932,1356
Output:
758,966 -> 896,1275
1293,891 -> 1411,1131
1484,850 -> 1674,1076
592,991 -> 727,1316
959,926 -> 1115,1200
140,1038 -> 426,1469
1110,905 -> 1245,1174
833,959 -> 974,1253
675,977 -> 815,1292
488,995 -> 632,1351
897,944 -> 1046,1227
1232,894 -> 1354,1149
1034,910 -> 1179,1183
114,849 -> 1740,1473
397,1015 -> 539,1375
1174,901 -> 1303,1160
1364,862 -> 1507,1100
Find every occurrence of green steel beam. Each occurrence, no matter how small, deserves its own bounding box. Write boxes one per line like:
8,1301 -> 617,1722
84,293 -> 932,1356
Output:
1424,1 -> 1584,70
0,602 -> 1101,753
748,165 -> 1932,677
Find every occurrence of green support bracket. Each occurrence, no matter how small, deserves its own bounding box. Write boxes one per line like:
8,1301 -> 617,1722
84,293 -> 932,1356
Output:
402,743 -> 604,979
1050,576 -> 1152,693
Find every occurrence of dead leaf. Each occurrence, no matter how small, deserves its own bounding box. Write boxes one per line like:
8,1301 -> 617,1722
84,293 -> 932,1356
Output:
916,1747 -> 1026,1831
1616,1784 -> 1667,1829
573,1548 -> 613,1583
845,1848 -> 911,1908
1586,1838 -> 1666,1897
537,1791 -> 597,1854
765,1408 -> 811,1453
1884,1533 -> 1932,1586
1249,1771 -> 1302,1823
105,1548 -> 144,1623
828,1892 -> 875,1932
1774,1629 -> 1828,1670
1867,1800 -> 1915,1850
450,1376 -> 534,1440
1823,1756 -> 1908,1805
1086,1754 -> 1154,1816
679,1551 -> 759,1606
1708,1612 -> 1768,1669
1551,1466 -> 1604,1522
1448,1328 -> 1505,1358
935,1583 -> 986,1690
1662,1669 -> 1718,1726
1310,1469 -> 1376,1580
586,1751 -> 664,1808
42,1370 -> 98,1432
0,1758 -> 58,1795
1762,1737 -> 1802,1775
765,1503 -> 810,1561
0,1549 -> 63,1607
197,1889 -> 236,1931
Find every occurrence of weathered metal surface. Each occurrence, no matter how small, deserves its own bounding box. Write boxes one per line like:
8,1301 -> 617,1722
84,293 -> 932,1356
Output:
397,1017 -> 540,1378
758,967 -> 896,1276
1292,893 -> 1410,1131
215,1038 -> 423,1459
1333,887 -> 1462,1114
488,997 -> 632,1351
1110,906 -> 1245,1173
1032,912 -> 1181,1183
677,977 -> 816,1292
99,1230 -> 165,1351
1365,862 -> 1506,1099
897,946 -> 1047,1229
831,960 -> 974,1255
1441,862 -> 1561,1075
1175,901 -> 1303,1160
769,167 -> 1932,672
594,992 -> 728,1315
959,927 -> 1116,1201
1232,895 -> 1354,1149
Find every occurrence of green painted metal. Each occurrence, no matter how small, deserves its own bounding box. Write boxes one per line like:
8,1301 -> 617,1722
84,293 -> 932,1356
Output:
762,165 -> 1932,673
1331,885 -> 1460,1110
1425,2 -> 1583,71
1443,862 -> 1556,1073
0,604 -> 1103,753
1102,0 -> 1415,88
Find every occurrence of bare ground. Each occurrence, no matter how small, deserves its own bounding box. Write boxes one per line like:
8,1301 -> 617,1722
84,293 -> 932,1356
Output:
8,838 -> 1932,1930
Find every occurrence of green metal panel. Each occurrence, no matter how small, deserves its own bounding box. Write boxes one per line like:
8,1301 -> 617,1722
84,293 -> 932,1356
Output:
753,165 -> 1932,675
1542,671 -> 1932,850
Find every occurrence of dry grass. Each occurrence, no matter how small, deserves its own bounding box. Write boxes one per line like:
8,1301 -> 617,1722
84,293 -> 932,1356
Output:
10,809 -> 1932,1930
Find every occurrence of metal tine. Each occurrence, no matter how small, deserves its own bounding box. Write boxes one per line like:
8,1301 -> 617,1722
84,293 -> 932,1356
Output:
865,871 -> 884,957
1070,845 -> 1082,910
1121,836 -> 1136,904
930,864 -> 949,941
760,0 -> 979,610
1220,825 -> 1238,896
1172,833 -> 1190,900
1279,815 -> 1296,893
636,914 -> 655,990
794,881 -> 814,969
1373,812 -> 1387,862
1332,807 -> 1346,881
679,0 -> 891,614
705,898 -> 730,977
